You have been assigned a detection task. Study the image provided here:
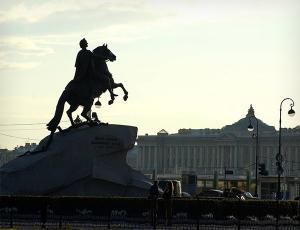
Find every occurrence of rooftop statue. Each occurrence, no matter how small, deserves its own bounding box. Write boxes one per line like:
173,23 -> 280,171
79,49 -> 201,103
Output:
47,39 -> 128,132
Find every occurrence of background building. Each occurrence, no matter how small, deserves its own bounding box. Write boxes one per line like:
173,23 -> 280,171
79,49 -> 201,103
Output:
126,146 -> 138,169
0,143 -> 37,167
136,105 -> 300,199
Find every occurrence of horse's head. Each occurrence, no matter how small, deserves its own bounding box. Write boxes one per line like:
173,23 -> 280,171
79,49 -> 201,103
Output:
93,44 -> 116,62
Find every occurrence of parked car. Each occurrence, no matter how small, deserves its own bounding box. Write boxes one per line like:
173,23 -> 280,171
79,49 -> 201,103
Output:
243,191 -> 256,200
181,191 -> 192,198
197,189 -> 224,198
227,188 -> 256,200
197,188 -> 255,200
158,180 -> 182,197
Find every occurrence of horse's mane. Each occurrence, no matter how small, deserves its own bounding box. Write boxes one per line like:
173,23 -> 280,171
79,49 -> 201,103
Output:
93,46 -> 104,55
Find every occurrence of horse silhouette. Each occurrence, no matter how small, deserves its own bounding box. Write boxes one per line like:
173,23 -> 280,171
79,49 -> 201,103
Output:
47,44 -> 128,132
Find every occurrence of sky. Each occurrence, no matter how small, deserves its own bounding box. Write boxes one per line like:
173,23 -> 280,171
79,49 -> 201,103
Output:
0,0 -> 299,149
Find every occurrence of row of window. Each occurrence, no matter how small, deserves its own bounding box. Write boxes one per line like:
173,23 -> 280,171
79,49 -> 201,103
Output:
137,145 -> 300,176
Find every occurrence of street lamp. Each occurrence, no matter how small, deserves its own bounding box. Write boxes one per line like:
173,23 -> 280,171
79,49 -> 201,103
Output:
247,115 -> 259,197
276,98 -> 295,200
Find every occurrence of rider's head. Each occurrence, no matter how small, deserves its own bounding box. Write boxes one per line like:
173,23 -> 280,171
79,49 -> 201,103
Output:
79,38 -> 88,49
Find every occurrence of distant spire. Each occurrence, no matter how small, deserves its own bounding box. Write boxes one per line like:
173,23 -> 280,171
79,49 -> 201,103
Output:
247,104 -> 255,117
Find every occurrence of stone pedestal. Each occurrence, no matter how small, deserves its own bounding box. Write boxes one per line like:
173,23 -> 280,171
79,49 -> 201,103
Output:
0,124 -> 151,196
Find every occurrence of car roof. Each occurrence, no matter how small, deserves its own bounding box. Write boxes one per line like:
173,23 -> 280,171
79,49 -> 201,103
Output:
204,189 -> 223,192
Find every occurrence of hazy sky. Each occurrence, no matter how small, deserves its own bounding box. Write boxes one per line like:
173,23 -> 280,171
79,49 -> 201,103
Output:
0,0 -> 299,149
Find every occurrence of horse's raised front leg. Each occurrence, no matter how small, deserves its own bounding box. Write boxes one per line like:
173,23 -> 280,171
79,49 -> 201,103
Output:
108,93 -> 115,105
107,87 -> 118,105
66,104 -> 78,127
112,82 -> 128,101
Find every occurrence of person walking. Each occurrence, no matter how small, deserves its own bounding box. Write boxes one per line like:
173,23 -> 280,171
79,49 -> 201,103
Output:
162,181 -> 174,226
149,181 -> 159,227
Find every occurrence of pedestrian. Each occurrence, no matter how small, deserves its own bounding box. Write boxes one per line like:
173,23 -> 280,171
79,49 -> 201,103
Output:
149,181 -> 159,226
162,181 -> 174,226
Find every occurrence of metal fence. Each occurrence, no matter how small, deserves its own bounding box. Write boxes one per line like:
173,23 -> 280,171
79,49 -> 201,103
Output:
0,214 -> 298,229
0,196 -> 299,229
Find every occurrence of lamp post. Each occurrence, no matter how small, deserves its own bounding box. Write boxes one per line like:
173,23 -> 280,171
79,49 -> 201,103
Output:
247,115 -> 259,197
276,98 -> 295,200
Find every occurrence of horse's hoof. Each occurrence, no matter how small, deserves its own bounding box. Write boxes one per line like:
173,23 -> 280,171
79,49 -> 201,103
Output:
123,95 -> 128,101
108,100 -> 114,105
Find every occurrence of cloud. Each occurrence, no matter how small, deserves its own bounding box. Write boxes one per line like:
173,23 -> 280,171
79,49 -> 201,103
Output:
0,22 -> 149,71
0,36 -> 53,70
1,0 -> 299,26
1,0 -> 298,71
0,0 -> 148,23
0,36 -> 54,56
0,1 -> 80,23
0,60 -> 39,70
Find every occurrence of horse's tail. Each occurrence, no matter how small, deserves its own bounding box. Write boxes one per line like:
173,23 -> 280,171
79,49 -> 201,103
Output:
47,90 -> 68,132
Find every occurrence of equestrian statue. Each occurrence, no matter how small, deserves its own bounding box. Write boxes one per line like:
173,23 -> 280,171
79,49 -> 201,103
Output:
47,38 -> 128,132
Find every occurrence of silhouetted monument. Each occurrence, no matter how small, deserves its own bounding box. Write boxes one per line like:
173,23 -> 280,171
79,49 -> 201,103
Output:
47,40 -> 128,132
0,39 -> 150,196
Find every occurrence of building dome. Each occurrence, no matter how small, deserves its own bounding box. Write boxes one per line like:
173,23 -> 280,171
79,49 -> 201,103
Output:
222,105 -> 276,133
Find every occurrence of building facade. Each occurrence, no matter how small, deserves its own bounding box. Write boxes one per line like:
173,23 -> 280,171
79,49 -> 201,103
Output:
136,106 -> 300,199
0,143 -> 37,167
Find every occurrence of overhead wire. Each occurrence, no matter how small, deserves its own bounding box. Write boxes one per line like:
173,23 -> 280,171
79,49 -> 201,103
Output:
0,120 -> 69,141
0,121 -> 70,140
0,128 -> 46,131
0,120 -> 68,127
0,132 -> 40,141
0,122 -> 47,126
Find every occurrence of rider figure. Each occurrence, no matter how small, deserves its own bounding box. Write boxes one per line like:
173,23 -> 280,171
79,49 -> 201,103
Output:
74,38 -> 116,100
74,38 -> 93,83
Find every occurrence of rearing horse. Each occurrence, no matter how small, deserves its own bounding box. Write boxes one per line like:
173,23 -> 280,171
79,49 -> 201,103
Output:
47,44 -> 128,132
